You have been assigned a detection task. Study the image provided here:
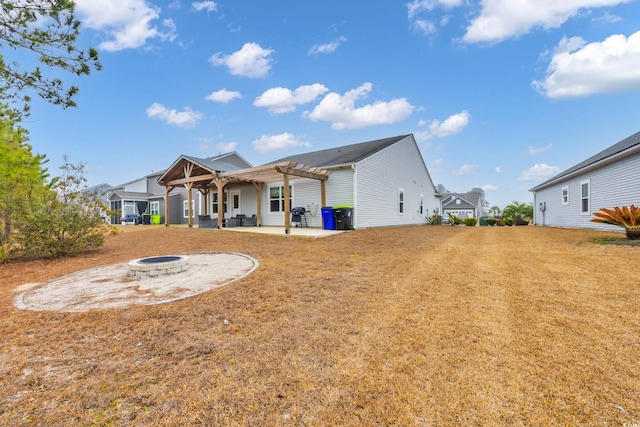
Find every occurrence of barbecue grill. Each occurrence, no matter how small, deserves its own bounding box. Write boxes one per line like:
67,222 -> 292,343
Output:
291,207 -> 307,227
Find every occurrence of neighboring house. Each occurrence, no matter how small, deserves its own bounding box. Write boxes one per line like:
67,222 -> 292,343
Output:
441,192 -> 485,221
530,130 -> 640,231
84,183 -> 112,222
108,152 -> 252,225
157,134 -> 440,231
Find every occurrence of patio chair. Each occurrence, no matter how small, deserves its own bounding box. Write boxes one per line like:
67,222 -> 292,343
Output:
198,215 -> 215,229
243,214 -> 257,227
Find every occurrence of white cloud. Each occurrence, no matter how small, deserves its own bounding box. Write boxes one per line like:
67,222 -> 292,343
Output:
205,89 -> 242,103
75,0 -> 177,51
209,43 -> 274,78
407,0 -> 463,20
414,110 -> 470,141
407,0 -> 462,36
216,141 -> 237,152
519,163 -> 560,181
481,184 -> 499,191
192,1 -> 217,12
495,166 -> 503,173
527,143 -> 553,154
254,84 -> 328,114
252,133 -> 311,153
432,158 -> 445,165
452,164 -> 476,176
533,31 -> 640,98
304,83 -> 414,130
146,103 -> 202,128
308,36 -> 347,55
462,0 -> 629,44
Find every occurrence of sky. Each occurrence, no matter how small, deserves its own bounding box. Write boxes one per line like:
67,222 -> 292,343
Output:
16,0 -> 640,209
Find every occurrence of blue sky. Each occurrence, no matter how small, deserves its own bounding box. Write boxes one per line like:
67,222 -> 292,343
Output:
19,0 -> 640,209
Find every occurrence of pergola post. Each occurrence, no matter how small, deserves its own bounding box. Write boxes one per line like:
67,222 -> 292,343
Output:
215,179 -> 225,229
283,173 -> 290,234
164,185 -> 171,226
252,182 -> 262,227
185,182 -> 193,228
321,179 -> 326,207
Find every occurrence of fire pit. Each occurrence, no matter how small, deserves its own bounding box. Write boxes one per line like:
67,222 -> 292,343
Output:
128,255 -> 190,278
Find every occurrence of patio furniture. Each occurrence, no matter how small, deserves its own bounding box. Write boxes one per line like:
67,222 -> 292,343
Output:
242,214 -> 257,227
198,215 -> 215,229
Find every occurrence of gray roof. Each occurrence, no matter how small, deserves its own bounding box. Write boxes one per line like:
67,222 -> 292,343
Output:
442,193 -> 480,209
265,135 -> 411,167
108,190 -> 156,200
182,154 -> 245,173
531,130 -> 640,191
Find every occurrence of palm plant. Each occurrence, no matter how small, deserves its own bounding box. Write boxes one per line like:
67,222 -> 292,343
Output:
502,201 -> 533,226
591,205 -> 640,240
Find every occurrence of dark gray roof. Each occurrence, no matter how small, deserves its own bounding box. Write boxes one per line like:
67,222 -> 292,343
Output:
109,190 -> 155,200
531,130 -> 640,190
442,193 -> 480,209
265,135 -> 411,167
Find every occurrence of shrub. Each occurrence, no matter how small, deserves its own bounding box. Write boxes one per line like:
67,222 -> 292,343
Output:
591,205 -> 640,240
463,217 -> 477,226
448,213 -> 462,226
427,209 -> 441,225
502,217 -> 514,226
485,218 -> 497,226
11,158 -> 109,259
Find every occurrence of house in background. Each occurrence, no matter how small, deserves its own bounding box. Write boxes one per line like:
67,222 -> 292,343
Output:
156,134 -> 440,231
441,192 -> 485,221
108,152 -> 252,225
530,130 -> 640,231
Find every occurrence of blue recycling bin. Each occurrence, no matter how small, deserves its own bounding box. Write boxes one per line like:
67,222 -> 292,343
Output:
321,207 -> 335,230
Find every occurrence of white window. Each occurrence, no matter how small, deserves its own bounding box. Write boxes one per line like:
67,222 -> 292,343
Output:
456,198 -> 461,205
561,185 -> 569,206
580,180 -> 590,214
150,201 -> 160,215
398,188 -> 405,214
419,194 -> 424,215
183,200 -> 195,218
269,186 -> 291,213
212,192 -> 227,214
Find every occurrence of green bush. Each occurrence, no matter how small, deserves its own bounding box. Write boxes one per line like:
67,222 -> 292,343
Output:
485,218 -> 497,226
11,158 -> 108,259
448,213 -> 462,226
463,217 -> 477,226
502,217 -> 514,226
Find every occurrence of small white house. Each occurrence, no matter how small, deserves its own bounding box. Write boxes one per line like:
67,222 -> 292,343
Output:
530,130 -> 640,231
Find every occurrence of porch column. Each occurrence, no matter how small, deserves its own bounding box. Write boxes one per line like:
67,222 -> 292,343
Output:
252,182 -> 262,227
320,180 -> 326,207
164,185 -> 171,226
185,182 -> 193,228
283,173 -> 290,234
215,179 -> 225,229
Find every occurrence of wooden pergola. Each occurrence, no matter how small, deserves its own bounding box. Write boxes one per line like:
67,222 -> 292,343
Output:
157,158 -> 331,234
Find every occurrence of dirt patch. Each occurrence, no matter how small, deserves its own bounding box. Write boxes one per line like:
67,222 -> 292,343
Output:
14,252 -> 258,312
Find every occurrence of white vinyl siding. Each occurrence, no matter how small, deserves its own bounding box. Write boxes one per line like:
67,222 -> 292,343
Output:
533,151 -> 640,231
355,136 -> 438,228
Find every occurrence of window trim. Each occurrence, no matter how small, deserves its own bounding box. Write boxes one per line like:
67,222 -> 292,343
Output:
398,188 -> 405,215
561,185 -> 569,206
269,185 -> 292,213
183,200 -> 195,218
150,201 -> 160,215
580,179 -> 590,215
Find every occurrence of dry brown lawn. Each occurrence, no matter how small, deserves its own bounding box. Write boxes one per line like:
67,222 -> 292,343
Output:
0,225 -> 639,426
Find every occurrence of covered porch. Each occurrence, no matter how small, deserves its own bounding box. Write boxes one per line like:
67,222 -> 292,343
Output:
157,157 -> 331,234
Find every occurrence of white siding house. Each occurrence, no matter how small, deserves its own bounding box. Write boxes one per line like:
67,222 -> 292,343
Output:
530,130 -> 640,232
265,134 -> 440,229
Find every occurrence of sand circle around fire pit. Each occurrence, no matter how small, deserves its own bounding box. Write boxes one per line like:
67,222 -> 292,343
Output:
13,252 -> 258,312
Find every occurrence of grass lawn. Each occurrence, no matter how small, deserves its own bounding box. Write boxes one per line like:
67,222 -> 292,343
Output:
0,225 -> 638,426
